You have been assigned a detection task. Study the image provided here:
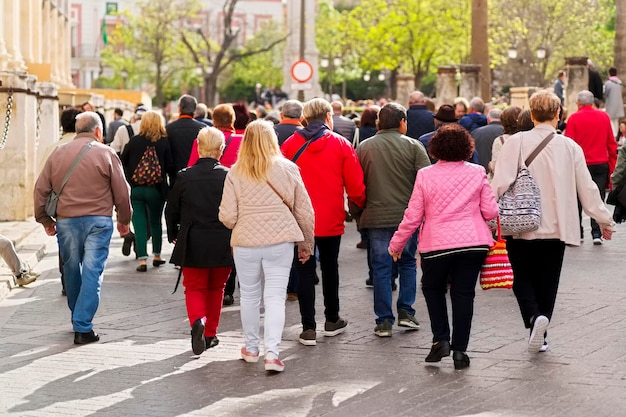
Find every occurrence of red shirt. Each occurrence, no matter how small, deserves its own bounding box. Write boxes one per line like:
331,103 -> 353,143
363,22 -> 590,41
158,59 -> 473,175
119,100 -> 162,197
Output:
281,127 -> 366,237
187,128 -> 243,168
565,106 -> 617,174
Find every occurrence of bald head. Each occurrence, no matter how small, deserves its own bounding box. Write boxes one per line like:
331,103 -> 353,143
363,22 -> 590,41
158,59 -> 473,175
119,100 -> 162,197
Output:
75,111 -> 103,141
409,91 -> 426,106
331,101 -> 344,115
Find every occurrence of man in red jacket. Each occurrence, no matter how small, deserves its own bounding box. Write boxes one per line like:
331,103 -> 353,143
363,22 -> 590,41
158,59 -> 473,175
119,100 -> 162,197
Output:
564,89 -> 617,244
281,98 -> 366,346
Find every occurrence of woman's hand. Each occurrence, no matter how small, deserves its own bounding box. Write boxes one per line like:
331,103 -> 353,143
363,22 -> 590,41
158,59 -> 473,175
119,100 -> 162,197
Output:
602,227 -> 614,240
388,247 -> 401,262
298,248 -> 311,264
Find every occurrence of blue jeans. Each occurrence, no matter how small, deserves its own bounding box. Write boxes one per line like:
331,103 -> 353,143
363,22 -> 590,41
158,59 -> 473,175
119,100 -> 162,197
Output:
57,216 -> 113,333
367,227 -> 418,324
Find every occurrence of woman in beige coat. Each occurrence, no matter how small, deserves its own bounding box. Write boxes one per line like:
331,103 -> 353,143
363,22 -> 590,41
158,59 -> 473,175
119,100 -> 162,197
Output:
219,120 -> 314,373
491,90 -> 615,354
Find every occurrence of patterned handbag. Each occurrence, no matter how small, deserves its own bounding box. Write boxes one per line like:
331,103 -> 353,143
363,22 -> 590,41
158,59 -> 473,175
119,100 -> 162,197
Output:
498,132 -> 554,234
132,145 -> 162,186
480,218 -> 514,290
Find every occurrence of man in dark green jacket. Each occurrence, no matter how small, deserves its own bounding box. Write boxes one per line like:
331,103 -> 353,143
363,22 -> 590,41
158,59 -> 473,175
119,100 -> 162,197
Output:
356,102 -> 431,337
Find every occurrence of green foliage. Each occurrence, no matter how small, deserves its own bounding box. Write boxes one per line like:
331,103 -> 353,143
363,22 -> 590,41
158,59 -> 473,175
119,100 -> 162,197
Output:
219,23 -> 285,101
101,0 -> 202,105
489,0 -> 615,84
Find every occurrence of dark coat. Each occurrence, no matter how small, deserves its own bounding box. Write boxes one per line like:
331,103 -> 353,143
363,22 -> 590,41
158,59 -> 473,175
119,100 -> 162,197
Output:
120,135 -> 175,200
166,117 -> 207,179
406,105 -> 435,140
165,158 -> 233,268
471,122 -> 503,170
274,122 -> 302,145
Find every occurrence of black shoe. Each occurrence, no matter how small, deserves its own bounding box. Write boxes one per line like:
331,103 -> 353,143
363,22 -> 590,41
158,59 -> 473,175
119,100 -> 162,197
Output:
365,278 -> 373,287
122,232 -> 135,256
223,294 -> 234,306
136,264 -> 147,272
153,259 -> 166,267
314,272 -> 320,285
61,289 -> 66,296
453,351 -> 470,370
191,319 -> 206,355
425,340 -> 451,362
392,281 -> 398,291
205,335 -> 220,350
74,330 -> 100,345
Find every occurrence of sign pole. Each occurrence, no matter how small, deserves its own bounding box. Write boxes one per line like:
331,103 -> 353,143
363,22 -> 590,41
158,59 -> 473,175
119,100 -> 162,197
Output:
298,0 -> 305,101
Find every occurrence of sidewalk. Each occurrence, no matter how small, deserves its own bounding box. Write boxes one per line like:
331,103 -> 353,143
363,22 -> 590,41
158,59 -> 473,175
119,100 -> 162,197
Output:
1,218 -> 626,416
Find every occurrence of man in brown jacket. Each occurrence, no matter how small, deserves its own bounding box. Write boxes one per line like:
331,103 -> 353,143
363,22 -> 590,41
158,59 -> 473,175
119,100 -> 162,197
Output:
34,111 -> 132,345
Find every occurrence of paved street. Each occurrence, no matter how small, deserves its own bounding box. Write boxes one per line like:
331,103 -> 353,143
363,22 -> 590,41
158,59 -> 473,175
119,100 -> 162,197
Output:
1,218 -> 625,416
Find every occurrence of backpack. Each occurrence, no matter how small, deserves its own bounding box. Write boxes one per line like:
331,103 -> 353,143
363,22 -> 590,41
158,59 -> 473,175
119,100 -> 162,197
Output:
132,145 -> 162,186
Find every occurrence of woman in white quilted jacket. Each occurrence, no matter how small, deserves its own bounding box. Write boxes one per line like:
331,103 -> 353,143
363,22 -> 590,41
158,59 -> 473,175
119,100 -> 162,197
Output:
219,120 -> 315,373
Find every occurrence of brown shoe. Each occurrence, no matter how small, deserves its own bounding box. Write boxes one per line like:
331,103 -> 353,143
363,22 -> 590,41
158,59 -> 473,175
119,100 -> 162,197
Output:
287,292 -> 298,301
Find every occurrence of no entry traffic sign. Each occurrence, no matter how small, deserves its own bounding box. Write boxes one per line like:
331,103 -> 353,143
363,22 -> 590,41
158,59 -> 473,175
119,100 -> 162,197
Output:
291,60 -> 314,83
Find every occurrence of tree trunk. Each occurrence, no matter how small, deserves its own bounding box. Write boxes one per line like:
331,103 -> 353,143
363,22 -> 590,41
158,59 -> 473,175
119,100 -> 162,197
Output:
471,0 -> 490,101
155,65 -> 163,108
615,0 -> 626,76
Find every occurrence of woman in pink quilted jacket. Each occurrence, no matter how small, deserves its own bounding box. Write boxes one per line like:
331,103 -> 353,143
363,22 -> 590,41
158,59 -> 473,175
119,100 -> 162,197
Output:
219,120 -> 315,373
389,124 -> 499,370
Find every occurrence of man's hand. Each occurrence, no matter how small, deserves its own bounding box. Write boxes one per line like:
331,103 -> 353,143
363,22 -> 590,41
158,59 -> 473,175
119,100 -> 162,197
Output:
117,222 -> 130,236
44,222 -> 57,236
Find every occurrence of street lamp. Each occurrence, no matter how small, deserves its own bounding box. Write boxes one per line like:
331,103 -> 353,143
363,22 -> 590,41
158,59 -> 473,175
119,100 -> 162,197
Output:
363,71 -> 371,82
536,46 -> 547,60
320,55 -> 342,97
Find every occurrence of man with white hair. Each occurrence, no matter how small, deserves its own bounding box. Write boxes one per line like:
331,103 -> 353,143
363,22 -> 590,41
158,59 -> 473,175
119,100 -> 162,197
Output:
564,90 -> 617,244
274,99 -> 304,145
406,90 -> 435,140
470,107 -> 503,171
34,111 -> 132,345
459,97 -> 488,132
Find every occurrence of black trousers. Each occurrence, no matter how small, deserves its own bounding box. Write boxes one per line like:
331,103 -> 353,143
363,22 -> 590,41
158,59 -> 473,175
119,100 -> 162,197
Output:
294,235 -> 341,330
420,249 -> 486,352
506,238 -> 565,329
577,163 -> 608,239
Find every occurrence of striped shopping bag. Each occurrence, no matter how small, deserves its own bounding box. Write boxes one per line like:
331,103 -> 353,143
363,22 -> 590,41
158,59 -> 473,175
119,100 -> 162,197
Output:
480,218 -> 514,290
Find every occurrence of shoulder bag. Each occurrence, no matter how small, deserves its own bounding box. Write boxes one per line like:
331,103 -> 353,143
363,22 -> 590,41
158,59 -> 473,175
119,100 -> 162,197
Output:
480,218 -> 514,290
498,132 -> 554,234
45,142 -> 94,218
291,129 -> 328,163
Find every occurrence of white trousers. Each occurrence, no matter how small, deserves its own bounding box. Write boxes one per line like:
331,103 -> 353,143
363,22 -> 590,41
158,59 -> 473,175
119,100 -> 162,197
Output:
234,242 -> 294,357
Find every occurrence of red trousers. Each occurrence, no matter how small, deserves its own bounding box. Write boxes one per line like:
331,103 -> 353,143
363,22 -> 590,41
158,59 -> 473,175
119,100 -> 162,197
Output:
182,266 -> 232,337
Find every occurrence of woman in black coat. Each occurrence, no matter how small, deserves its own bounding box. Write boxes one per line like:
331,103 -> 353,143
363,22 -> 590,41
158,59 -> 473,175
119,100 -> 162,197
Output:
121,110 -> 175,272
165,126 -> 233,355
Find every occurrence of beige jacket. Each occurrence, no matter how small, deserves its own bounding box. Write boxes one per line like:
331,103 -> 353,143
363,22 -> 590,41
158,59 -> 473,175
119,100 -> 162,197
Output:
491,124 -> 615,245
219,157 -> 315,252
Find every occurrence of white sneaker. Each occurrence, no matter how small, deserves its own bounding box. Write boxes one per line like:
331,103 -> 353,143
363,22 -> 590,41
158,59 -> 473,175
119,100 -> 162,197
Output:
264,352 -> 285,372
240,347 -> 259,363
593,237 -> 602,245
539,342 -> 549,352
528,315 -> 549,353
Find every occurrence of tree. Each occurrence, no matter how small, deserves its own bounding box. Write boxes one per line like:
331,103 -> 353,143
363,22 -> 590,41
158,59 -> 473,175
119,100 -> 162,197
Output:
615,0 -> 626,72
472,0 -> 490,100
490,0 -> 614,87
180,0 -> 286,107
338,0 -> 469,95
102,0 -> 202,106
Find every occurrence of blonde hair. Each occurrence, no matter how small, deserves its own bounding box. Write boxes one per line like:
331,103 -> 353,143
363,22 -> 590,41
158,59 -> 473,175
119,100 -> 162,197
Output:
138,110 -> 166,142
231,120 -> 281,181
303,98 -> 332,123
529,90 -> 560,123
197,127 -> 225,158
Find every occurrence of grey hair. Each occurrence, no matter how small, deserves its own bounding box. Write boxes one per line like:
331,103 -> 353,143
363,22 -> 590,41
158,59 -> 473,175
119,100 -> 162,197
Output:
281,100 -> 303,119
577,90 -> 595,105
194,103 -> 208,118
75,111 -> 102,133
409,90 -> 426,104
488,108 -> 502,120
179,94 -> 198,115
469,97 -> 485,113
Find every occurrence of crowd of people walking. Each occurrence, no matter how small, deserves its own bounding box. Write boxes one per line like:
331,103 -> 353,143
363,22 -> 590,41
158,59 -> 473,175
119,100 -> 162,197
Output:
27,74 -> 623,373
